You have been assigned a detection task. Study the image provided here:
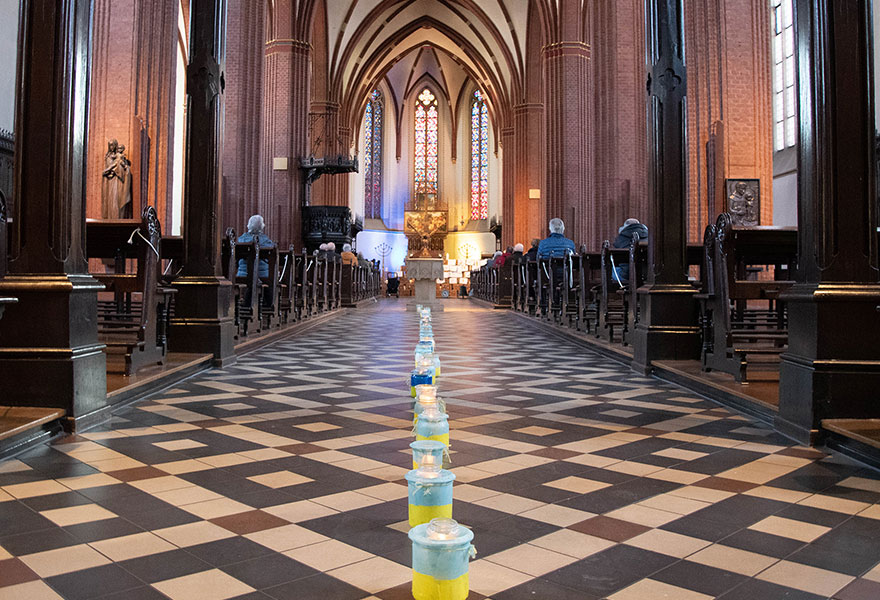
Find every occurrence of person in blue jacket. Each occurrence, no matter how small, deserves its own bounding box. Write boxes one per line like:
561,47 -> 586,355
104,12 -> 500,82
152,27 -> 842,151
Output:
236,215 -> 275,279
537,218 -> 576,259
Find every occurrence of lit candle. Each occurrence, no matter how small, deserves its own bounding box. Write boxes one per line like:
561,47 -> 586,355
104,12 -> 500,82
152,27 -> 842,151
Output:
406,460 -> 454,527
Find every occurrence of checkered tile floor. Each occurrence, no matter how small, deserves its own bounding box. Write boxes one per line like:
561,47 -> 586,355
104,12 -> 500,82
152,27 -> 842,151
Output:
2,300 -> 880,600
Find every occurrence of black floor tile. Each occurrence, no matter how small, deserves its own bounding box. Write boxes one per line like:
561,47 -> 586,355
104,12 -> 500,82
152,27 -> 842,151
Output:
494,577 -> 600,600
718,578 -> 827,600
45,563 -> 143,600
543,545 -> 676,597
221,553 -> 319,589
119,549 -> 213,584
651,559 -> 748,597
263,572 -> 367,600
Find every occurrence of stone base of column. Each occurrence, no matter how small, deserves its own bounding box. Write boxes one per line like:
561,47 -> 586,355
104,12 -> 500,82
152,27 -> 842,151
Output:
631,283 -> 701,374
0,275 -> 107,417
776,283 -> 880,445
167,276 -> 237,366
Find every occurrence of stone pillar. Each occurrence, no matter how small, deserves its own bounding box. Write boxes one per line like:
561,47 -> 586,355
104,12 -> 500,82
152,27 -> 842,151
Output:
543,0 -> 594,246
0,0 -> 108,418
632,0 -> 701,373
167,0 -> 236,365
261,14 -> 310,249
685,0 -> 774,239
777,0 -> 880,444
223,0 -> 264,234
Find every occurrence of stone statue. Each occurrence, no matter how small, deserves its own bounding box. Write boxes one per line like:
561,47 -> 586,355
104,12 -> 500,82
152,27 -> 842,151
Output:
727,180 -> 760,227
102,139 -> 133,219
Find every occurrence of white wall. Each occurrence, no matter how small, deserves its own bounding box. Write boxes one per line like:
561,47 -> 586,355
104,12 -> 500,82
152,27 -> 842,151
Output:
0,0 -> 19,132
772,172 -> 798,227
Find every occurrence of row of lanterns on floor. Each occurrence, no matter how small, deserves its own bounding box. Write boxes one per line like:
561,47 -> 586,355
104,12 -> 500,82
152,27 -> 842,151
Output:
406,306 -> 476,600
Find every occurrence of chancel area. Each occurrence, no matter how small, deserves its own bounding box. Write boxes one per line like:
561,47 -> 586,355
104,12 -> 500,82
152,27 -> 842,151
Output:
0,0 -> 880,598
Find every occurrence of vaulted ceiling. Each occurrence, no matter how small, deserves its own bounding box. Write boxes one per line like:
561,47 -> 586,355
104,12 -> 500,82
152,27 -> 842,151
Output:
316,0 -> 535,133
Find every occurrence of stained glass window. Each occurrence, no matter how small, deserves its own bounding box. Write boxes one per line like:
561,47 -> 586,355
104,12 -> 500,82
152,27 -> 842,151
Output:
364,90 -> 383,218
470,90 -> 489,220
414,88 -> 439,198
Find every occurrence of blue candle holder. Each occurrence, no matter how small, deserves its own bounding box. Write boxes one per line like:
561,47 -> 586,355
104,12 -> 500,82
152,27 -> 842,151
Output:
409,518 -> 476,600
406,460 -> 455,527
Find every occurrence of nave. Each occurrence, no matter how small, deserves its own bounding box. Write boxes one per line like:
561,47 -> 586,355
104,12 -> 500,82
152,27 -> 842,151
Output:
1,302 -> 879,600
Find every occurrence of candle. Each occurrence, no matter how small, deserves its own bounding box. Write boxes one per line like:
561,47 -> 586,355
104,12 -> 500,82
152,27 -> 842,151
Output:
409,518 -> 476,600
410,439 -> 446,470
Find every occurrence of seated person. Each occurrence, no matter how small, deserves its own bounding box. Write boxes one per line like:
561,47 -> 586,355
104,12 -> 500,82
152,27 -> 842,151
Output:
494,246 -> 514,267
537,218 -> 576,259
525,239 -> 539,262
612,218 -> 649,283
236,214 -> 275,279
326,242 -> 337,256
512,243 -> 524,263
341,243 -> 358,266
488,251 -> 503,267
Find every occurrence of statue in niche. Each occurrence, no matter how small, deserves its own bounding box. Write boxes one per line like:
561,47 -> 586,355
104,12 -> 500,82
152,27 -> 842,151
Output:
102,139 -> 133,219
726,179 -> 760,227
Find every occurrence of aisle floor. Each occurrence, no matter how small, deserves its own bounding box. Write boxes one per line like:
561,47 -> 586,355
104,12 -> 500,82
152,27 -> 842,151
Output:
1,301 -> 880,600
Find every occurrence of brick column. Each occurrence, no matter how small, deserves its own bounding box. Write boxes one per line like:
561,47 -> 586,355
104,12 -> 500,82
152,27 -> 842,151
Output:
684,0 -> 774,239
514,103 -> 544,246
777,0 -> 880,444
0,0 -> 108,419
501,125 -> 515,248
543,39 -> 593,246
166,0 -> 236,364
632,0 -> 702,373
261,32 -> 310,249
223,0 -> 265,234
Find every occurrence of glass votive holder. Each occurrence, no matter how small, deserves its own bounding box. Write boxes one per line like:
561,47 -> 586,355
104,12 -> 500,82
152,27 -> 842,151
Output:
410,439 -> 447,470
415,407 -> 449,447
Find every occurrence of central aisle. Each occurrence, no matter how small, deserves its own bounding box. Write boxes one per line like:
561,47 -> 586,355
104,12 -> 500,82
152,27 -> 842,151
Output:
1,300 -> 879,600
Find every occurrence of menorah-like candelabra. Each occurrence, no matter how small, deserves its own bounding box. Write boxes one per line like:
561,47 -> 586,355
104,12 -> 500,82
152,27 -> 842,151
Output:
374,242 -> 392,277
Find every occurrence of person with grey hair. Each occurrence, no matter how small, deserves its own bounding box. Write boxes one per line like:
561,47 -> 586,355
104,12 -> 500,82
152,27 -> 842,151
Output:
236,214 -> 275,278
514,243 -> 524,253
613,218 -> 649,281
341,243 -> 357,266
488,250 -> 503,267
537,218 -> 576,259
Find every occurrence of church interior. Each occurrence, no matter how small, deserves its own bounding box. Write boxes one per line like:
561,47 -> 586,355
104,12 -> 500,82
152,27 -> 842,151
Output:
0,0 -> 880,598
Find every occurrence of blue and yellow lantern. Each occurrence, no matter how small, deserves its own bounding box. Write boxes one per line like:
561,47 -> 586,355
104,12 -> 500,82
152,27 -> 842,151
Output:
415,407 -> 449,447
410,439 -> 446,470
409,518 -> 476,600
406,456 -> 455,527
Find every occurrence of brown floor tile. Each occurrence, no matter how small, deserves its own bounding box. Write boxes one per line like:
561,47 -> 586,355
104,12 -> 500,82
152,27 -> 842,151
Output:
569,516 -> 651,542
105,466 -> 168,482
0,558 -> 40,587
209,510 -> 291,535
276,443 -> 328,455
777,447 -> 828,460
693,476 -> 758,493
527,447 -> 581,460
835,578 -> 880,600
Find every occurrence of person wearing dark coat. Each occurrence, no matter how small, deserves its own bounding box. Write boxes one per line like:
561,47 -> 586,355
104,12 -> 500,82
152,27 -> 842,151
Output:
612,218 -> 649,283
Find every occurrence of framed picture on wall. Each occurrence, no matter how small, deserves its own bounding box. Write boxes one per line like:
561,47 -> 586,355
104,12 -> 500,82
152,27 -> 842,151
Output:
725,179 -> 760,227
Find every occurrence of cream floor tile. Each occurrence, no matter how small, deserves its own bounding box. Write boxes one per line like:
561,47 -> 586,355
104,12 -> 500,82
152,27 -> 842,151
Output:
742,485 -> 812,504
247,471 -> 314,489
327,556 -> 411,594
757,560 -> 855,597
645,468 -> 708,485
512,426 -> 562,437
0,543 -> 11,560
748,516 -> 831,542
519,503 -> 594,527
21,544 -> 112,577
295,422 -> 341,432
66,448 -> 125,462
130,475 -> 194,494
90,532 -> 177,561
839,476 -> 880,493
529,529 -> 616,559
863,562 -> 880,583
153,486 -> 224,506
637,493 -> 710,516
689,544 -> 778,576
485,544 -> 577,577
606,461 -> 664,477
0,489 -> 12,502
668,485 -> 735,503
244,523 -> 328,552
153,568 -> 255,600
609,579 -> 713,600
263,499 -> 339,523
498,453 -> 555,468
2,479 -> 68,499
305,450 -> 357,463
449,466 -> 493,483
357,482 -> 409,501
606,504 -> 680,528
179,498 -> 252,519
235,448 -> 291,461
0,581 -> 64,600
466,459 -> 525,475
858,504 -> 880,520
798,493 -> 872,514
361,465 -> 410,482
40,503 -> 117,527
625,529 -> 711,559
154,521 -> 236,547
718,461 -> 798,484
56,473 -> 121,490
89,457 -> 146,472
450,484 -> 501,503
544,476 -> 611,494
562,453 -> 621,468
653,448 -> 709,461
0,460 -> 34,473
196,453 -> 255,468
310,491 -> 383,512
284,539 -> 374,571
467,559 -> 534,596
154,459 -> 214,475
473,493 -> 545,515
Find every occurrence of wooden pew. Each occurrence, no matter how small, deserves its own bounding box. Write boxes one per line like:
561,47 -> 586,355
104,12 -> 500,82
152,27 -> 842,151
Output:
577,250 -> 602,334
86,207 -> 164,375
234,238 -> 260,336
0,191 -> 16,319
277,245 -> 297,324
495,261 -> 513,308
258,243 -> 279,328
294,249 -> 309,319
701,213 -> 797,382
599,241 -> 631,342
524,259 -> 538,315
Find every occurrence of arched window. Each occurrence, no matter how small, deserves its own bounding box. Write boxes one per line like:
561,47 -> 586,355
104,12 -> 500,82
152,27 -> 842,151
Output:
470,90 -> 489,220
414,88 -> 439,200
363,90 -> 383,219
771,0 -> 796,151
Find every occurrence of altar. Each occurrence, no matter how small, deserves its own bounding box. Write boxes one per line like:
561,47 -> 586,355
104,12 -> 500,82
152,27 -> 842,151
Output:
405,258 -> 445,311
403,193 -> 448,311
